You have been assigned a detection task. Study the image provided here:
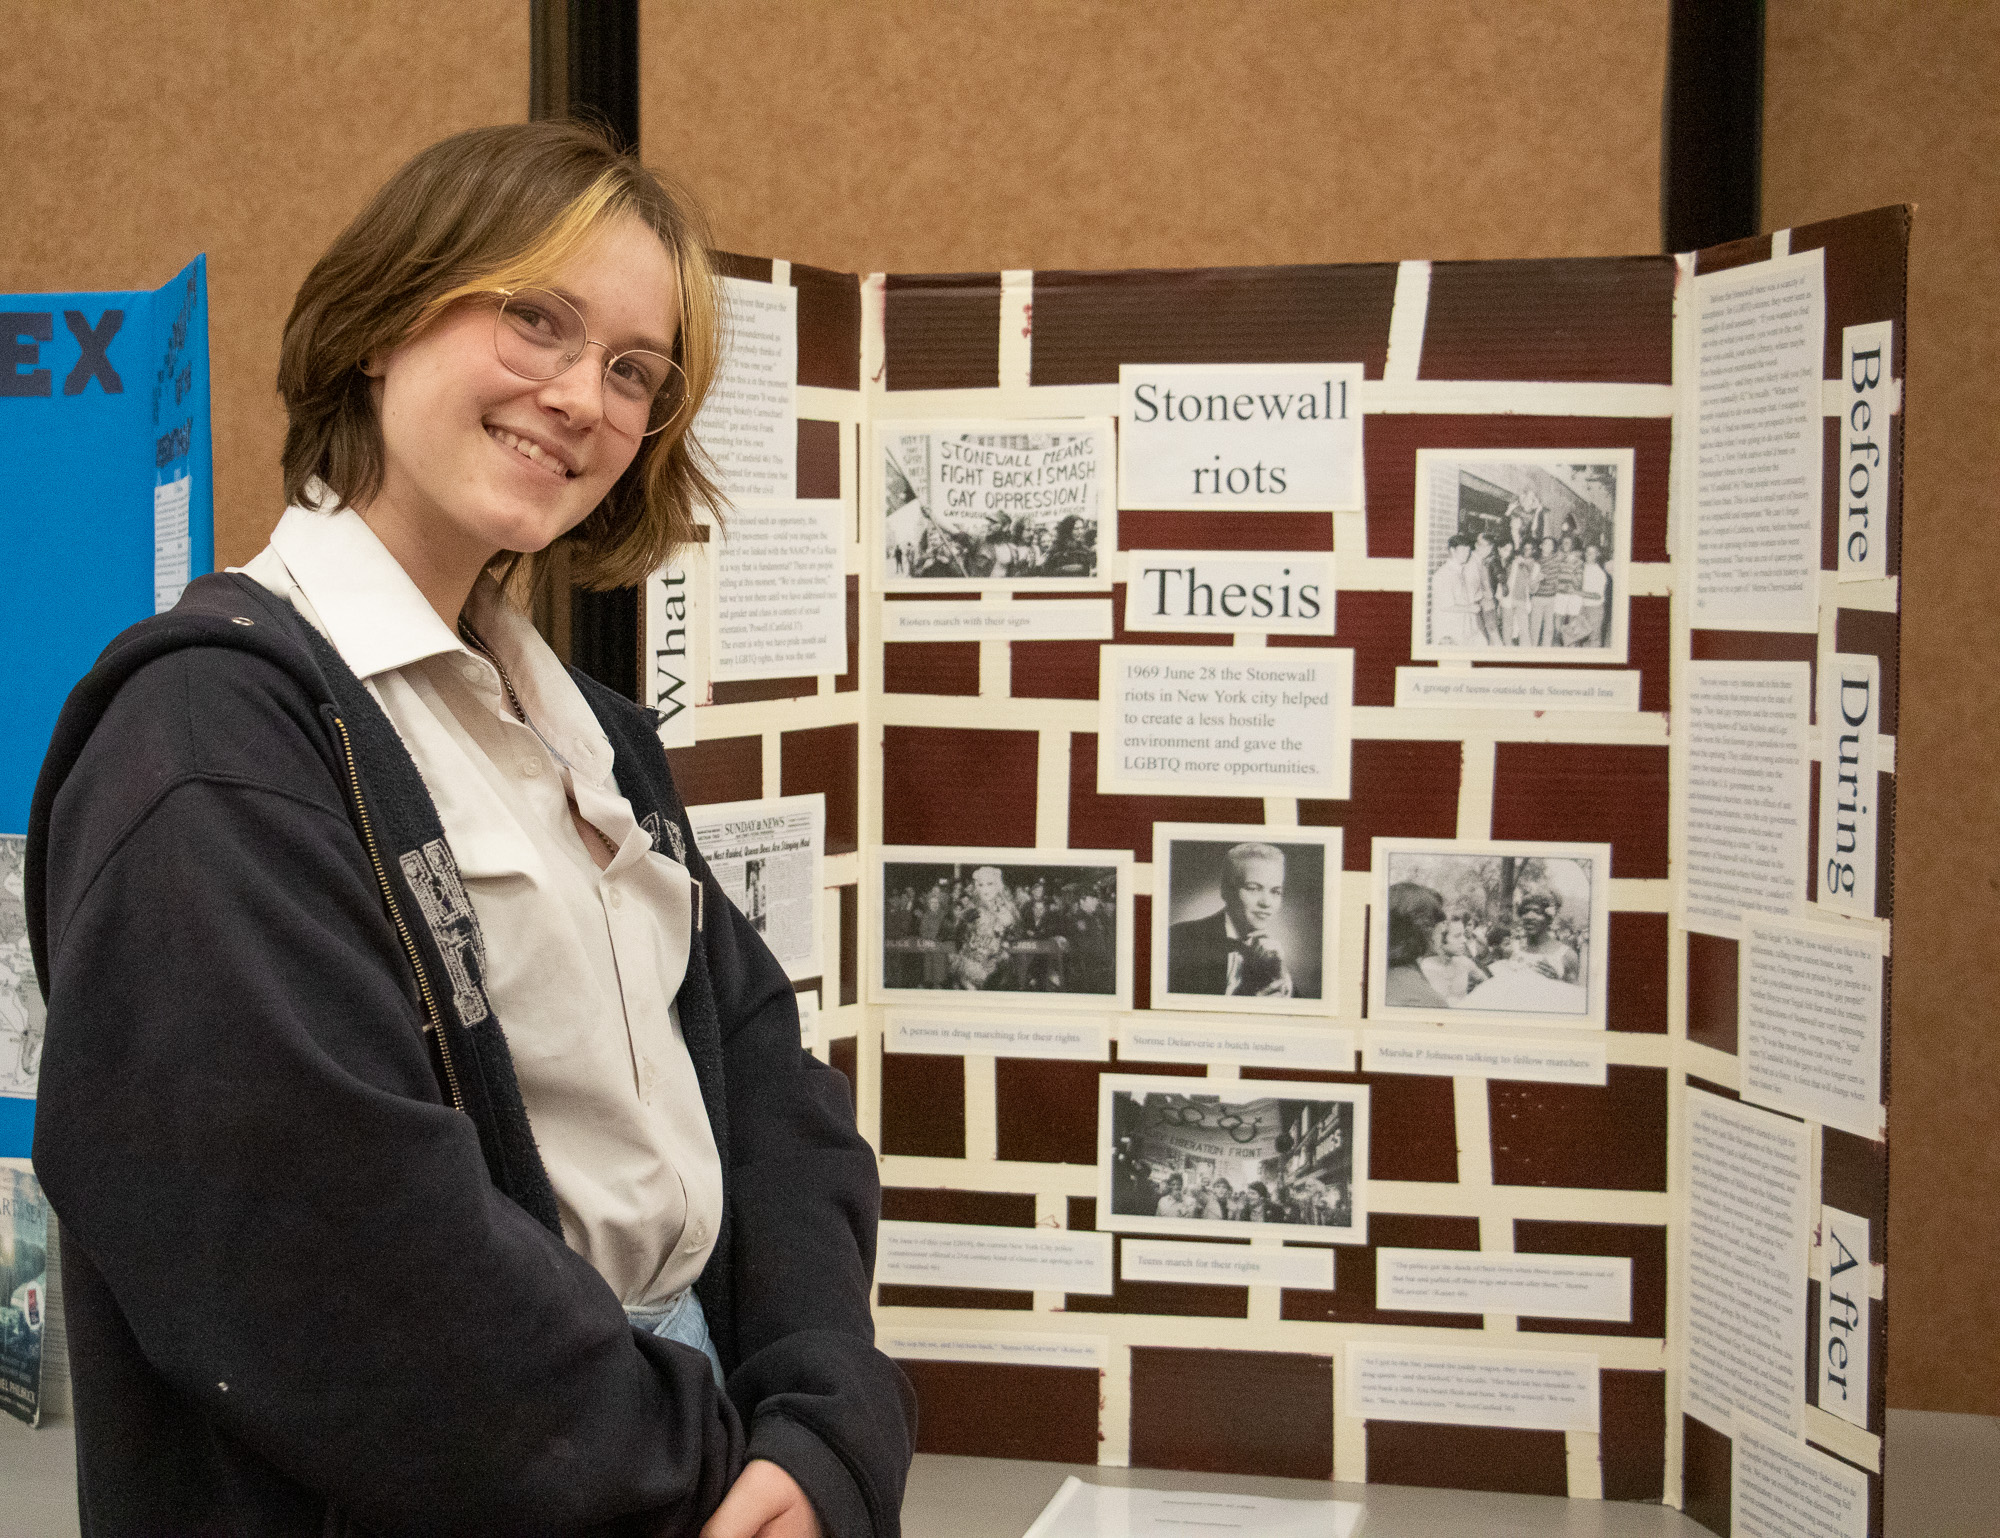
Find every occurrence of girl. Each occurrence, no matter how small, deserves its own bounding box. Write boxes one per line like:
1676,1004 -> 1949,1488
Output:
28,122 -> 910,1538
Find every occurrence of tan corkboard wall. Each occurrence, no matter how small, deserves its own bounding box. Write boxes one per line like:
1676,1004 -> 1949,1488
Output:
0,0 -> 528,569
639,0 -> 1670,273
1766,3 -> 2000,1417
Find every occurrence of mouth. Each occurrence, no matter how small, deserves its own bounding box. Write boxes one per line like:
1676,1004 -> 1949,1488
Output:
487,425 -> 579,480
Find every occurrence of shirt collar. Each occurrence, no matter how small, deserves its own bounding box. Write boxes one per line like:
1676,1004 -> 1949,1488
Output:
462,571 -> 617,788
268,504 -> 463,680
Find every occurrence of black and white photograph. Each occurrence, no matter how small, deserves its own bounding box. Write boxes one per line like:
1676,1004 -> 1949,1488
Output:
874,846 -> 1132,1009
1097,1074 -> 1368,1242
1369,837 -> 1613,1029
877,419 -> 1114,590
1412,448 -> 1634,664
1150,823 -> 1342,1017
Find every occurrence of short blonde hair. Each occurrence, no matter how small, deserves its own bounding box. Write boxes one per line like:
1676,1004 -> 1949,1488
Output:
278,120 -> 724,589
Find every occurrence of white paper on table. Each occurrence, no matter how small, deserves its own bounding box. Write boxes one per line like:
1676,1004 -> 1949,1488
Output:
1730,1419 -> 1869,1538
1688,248 -> 1825,633
695,276 -> 796,502
1023,1476 -> 1364,1538
1740,911 -> 1884,1139
711,498 -> 847,681
1816,1206 -> 1871,1431
1682,661 -> 1810,938
1683,1089 -> 1813,1439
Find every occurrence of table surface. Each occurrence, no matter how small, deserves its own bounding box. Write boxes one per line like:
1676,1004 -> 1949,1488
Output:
5,1408 -> 1995,1536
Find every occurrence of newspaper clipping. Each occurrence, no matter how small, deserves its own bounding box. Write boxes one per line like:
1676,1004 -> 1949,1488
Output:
878,419 -> 1113,589
688,794 -> 824,982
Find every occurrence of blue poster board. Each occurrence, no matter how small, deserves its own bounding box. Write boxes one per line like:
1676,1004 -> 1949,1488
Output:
0,256 -> 212,1155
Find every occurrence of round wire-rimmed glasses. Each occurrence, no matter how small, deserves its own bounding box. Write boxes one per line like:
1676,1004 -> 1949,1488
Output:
491,287 -> 687,438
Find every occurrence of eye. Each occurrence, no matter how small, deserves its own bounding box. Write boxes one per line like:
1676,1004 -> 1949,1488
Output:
608,355 -> 657,392
503,301 -> 565,345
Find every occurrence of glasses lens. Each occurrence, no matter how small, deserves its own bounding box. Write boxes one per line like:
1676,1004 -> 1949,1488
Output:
603,352 -> 687,439
495,289 -> 583,380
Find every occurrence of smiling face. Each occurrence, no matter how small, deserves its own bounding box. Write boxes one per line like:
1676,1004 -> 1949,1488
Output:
361,213 -> 678,611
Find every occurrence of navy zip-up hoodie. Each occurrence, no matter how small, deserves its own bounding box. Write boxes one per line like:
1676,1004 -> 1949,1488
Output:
26,572 -> 913,1537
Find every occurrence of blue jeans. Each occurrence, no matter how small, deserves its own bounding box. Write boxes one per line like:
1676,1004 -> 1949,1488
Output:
626,1288 -> 725,1388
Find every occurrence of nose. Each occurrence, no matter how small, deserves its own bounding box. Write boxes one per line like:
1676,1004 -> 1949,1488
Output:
536,341 -> 611,426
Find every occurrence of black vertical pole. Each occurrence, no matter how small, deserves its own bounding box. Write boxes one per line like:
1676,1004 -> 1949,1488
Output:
1661,0 -> 1764,253
530,0 -> 643,698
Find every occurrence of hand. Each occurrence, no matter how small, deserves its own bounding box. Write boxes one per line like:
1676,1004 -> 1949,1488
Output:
700,1459 -> 822,1538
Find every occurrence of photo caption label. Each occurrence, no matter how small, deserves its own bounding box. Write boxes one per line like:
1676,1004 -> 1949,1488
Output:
1120,1239 -> 1333,1290
1395,667 -> 1641,712
887,1013 -> 1109,1061
1363,1031 -> 1607,1085
877,1221 -> 1114,1294
881,599 -> 1113,641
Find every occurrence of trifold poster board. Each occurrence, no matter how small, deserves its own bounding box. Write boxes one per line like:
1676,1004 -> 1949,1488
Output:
0,257 -> 213,1178
0,257 -> 208,1427
657,211 -> 1904,1534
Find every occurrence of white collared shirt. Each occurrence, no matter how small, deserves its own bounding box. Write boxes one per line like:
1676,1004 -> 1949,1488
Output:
241,505 -> 721,1307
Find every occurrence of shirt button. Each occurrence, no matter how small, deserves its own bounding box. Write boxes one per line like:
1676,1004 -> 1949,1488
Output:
520,757 -> 543,778
459,661 -> 484,685
690,1218 -> 707,1244
608,887 -> 624,908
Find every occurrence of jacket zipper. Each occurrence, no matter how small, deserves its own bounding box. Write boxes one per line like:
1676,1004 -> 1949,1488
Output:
331,715 -> 465,1115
